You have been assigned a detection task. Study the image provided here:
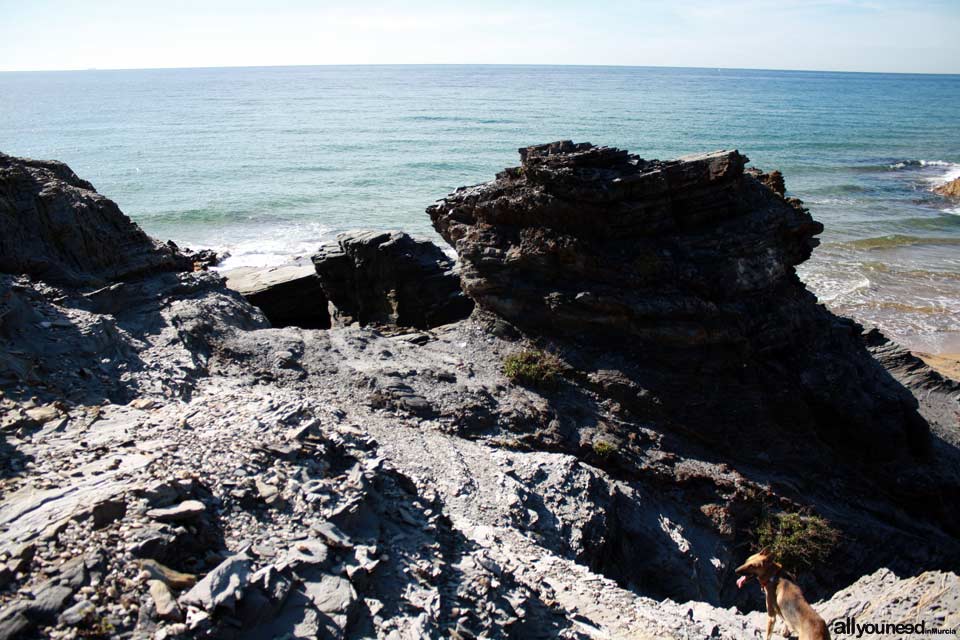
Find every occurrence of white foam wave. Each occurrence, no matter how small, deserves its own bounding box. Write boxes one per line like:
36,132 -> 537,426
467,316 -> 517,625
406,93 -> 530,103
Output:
888,159 -> 960,186
890,159 -> 954,170
803,273 -> 871,304
926,162 -> 960,186
807,197 -> 861,206
206,223 -> 334,270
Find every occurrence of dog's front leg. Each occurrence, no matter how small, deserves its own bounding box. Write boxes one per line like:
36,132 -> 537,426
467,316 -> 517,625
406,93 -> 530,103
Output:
780,618 -> 794,638
766,615 -> 776,640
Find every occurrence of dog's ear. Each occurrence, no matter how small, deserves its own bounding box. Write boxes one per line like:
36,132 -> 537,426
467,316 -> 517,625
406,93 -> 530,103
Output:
758,546 -> 771,557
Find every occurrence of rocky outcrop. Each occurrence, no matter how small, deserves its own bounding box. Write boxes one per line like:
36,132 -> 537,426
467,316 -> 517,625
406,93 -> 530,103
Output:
934,176 -> 960,198
428,142 -> 933,459
311,230 -> 473,329
0,153 -> 190,285
429,141 -> 960,592
225,264 -> 331,329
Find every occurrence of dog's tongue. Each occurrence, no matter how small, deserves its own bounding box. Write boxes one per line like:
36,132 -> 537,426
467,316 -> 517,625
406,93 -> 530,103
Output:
737,575 -> 749,589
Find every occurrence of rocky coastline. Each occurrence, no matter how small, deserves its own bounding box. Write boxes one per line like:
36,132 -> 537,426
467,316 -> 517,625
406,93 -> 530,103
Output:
1,145 -> 958,639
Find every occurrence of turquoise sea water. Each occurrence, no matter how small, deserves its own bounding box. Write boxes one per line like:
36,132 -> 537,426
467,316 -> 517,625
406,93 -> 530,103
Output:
1,65 -> 959,350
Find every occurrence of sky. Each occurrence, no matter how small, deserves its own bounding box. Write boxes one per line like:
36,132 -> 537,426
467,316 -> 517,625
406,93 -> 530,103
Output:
1,0 -> 958,74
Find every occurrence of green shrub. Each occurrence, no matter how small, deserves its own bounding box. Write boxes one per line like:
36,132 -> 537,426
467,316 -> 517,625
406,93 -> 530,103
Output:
592,440 -> 617,458
503,350 -> 563,388
755,511 -> 840,572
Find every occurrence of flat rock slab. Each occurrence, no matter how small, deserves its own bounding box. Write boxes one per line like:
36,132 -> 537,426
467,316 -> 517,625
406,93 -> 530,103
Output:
146,500 -> 206,523
224,264 -> 330,329
0,452 -> 153,554
225,265 -> 317,297
149,580 -> 184,621
140,559 -> 197,589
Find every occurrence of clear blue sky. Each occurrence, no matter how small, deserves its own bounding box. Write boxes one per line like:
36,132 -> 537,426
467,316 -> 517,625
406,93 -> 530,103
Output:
1,0 -> 958,74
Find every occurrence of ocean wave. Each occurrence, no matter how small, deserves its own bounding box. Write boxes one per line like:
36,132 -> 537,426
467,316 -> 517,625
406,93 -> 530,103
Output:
888,159 -> 954,170
801,272 -> 871,303
859,261 -> 960,281
889,159 -> 960,187
204,222 -> 334,270
833,234 -> 960,251
806,196 -> 862,205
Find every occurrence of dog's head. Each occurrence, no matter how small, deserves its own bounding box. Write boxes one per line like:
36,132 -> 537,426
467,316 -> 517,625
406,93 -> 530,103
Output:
735,547 -> 775,588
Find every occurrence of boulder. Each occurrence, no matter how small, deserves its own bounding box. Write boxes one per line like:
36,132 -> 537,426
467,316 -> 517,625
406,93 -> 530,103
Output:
225,264 -> 330,329
312,230 -> 473,329
0,153 -> 190,285
933,176 -> 960,198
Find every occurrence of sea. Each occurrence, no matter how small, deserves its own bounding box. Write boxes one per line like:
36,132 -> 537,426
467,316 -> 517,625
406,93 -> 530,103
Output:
1,65 -> 959,352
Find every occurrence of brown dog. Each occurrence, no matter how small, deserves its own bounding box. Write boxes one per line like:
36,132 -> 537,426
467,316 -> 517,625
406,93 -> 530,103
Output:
735,548 -> 830,640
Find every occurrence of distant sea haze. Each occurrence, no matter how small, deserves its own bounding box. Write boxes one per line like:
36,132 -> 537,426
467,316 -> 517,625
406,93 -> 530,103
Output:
1,65 -> 959,351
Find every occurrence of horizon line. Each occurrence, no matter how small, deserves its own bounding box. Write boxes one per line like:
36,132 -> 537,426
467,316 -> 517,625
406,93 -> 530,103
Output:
2,62 -> 959,77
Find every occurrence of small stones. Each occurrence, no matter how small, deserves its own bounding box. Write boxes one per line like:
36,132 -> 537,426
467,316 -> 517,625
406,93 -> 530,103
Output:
255,478 -> 282,506
146,500 -> 206,523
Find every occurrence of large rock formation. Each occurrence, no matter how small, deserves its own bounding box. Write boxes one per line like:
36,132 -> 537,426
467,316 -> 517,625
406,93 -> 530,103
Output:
0,153 -> 189,285
430,142 -> 820,347
430,141 -> 960,591
312,230 -> 473,329
428,141 -> 929,459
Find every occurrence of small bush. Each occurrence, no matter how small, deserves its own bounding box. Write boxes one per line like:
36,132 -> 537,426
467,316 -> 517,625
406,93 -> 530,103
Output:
503,349 -> 563,388
592,440 -> 617,458
755,511 -> 840,572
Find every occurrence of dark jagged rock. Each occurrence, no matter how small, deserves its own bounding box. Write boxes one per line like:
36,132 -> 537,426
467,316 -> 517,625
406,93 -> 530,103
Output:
311,230 -> 473,329
429,142 -> 821,347
428,141 -> 927,460
226,264 -> 331,329
0,153 -> 190,285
